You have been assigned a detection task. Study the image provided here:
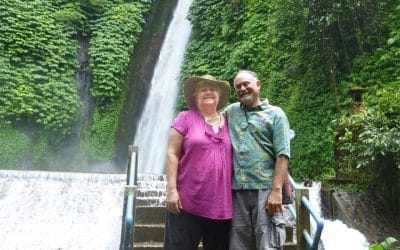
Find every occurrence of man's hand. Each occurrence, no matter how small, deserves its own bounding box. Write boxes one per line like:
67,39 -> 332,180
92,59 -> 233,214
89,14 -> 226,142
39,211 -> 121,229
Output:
266,188 -> 283,215
166,188 -> 182,214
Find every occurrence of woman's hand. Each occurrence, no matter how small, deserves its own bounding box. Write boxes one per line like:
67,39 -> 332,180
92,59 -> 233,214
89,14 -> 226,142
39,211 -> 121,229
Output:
166,188 -> 182,214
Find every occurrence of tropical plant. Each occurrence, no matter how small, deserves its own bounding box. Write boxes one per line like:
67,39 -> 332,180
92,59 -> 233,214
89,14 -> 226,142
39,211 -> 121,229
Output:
369,237 -> 400,250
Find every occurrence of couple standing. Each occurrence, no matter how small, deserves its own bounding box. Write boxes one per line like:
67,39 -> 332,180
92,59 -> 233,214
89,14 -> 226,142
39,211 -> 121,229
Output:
164,70 -> 291,250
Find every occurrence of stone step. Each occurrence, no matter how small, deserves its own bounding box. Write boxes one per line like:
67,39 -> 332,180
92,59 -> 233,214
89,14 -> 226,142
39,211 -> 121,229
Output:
137,189 -> 166,198
134,206 -> 296,243
134,238 -> 296,250
134,207 -> 295,237
133,223 -> 296,247
133,242 -> 204,250
133,242 -> 163,250
135,206 -> 165,224
284,242 -> 297,250
136,197 -> 166,207
134,224 -> 296,249
134,224 -> 164,243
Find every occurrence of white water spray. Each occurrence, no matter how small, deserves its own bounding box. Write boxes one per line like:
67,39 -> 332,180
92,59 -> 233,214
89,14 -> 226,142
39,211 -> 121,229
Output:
308,182 -> 369,250
133,0 -> 193,174
0,170 -> 125,249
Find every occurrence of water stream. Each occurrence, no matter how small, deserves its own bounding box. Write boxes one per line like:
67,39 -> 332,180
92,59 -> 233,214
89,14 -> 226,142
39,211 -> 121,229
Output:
0,170 -> 125,249
133,0 -> 193,174
308,182 -> 369,250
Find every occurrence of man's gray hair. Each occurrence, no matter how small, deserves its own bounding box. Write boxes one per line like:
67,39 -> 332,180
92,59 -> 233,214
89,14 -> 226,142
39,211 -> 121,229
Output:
236,70 -> 259,81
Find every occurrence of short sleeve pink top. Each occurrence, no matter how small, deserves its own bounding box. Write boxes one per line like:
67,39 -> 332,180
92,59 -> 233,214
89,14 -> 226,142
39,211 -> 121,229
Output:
172,109 -> 233,220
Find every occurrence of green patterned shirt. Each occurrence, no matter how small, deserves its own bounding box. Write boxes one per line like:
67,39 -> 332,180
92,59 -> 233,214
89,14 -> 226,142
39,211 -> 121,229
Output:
225,99 -> 291,189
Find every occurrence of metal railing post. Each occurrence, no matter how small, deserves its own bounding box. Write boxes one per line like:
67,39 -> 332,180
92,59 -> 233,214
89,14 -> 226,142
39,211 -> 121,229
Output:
301,196 -> 325,250
120,145 -> 139,250
295,187 -> 311,250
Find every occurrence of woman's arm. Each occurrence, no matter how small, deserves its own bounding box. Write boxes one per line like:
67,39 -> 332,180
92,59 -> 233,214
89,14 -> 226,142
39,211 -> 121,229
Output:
166,128 -> 184,213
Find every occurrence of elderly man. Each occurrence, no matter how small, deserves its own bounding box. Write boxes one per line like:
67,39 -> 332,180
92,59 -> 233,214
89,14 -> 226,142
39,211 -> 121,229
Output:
225,70 -> 291,250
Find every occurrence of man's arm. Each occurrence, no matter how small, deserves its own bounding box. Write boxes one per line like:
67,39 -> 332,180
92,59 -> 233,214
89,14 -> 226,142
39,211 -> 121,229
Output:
266,154 -> 289,214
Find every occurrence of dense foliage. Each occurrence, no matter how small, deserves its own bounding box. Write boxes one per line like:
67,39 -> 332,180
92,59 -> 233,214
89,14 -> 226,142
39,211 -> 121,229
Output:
0,0 -> 152,167
85,0 -> 151,160
1,0 -> 399,207
180,0 -> 400,188
89,1 -> 151,105
332,6 -> 400,208
0,0 -> 79,134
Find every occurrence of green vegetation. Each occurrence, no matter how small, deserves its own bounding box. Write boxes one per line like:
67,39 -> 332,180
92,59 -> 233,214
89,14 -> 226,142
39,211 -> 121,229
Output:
0,125 -> 30,168
0,0 -> 153,167
86,0 -> 151,160
180,1 -> 399,199
369,236 -> 399,250
1,0 -> 399,212
89,1 -> 151,105
0,1 -> 79,135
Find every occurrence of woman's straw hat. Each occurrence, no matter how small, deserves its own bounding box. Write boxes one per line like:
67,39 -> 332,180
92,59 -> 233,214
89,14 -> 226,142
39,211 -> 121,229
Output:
184,75 -> 230,110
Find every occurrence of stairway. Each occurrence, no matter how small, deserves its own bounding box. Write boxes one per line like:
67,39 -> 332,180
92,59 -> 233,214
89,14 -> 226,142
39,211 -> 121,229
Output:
133,206 -> 165,249
132,174 -> 297,249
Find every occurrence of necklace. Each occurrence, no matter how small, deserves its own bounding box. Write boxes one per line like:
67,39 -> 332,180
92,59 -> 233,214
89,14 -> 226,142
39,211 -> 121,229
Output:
204,113 -> 220,122
200,111 -> 220,122
202,112 -> 223,134
199,110 -> 222,130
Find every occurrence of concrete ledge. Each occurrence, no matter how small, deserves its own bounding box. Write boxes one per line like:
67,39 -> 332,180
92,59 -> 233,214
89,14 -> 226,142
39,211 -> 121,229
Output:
284,242 -> 297,250
133,242 -> 163,250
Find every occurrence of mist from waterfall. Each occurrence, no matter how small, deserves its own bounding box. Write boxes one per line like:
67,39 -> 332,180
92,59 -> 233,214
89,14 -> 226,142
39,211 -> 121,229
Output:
308,182 -> 369,250
133,0 -> 193,174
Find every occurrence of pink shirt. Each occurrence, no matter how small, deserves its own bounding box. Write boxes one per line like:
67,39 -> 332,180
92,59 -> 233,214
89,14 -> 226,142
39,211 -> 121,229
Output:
172,109 -> 233,219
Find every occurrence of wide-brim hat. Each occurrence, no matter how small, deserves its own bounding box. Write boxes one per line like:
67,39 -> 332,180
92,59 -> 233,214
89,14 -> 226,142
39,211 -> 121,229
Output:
184,75 -> 231,110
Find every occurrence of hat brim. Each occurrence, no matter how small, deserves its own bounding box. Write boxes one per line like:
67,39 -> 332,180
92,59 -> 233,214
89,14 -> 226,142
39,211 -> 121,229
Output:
184,76 -> 231,110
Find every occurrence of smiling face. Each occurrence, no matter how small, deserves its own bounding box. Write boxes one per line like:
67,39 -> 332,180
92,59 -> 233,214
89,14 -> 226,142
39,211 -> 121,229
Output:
194,82 -> 221,109
233,71 -> 261,108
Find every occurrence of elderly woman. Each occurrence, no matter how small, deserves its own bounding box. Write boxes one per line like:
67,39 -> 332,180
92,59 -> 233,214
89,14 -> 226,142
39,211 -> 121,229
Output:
164,75 -> 232,250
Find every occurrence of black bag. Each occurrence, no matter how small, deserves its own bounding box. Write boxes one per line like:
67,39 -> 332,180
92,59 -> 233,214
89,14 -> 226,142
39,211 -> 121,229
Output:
282,173 -> 294,205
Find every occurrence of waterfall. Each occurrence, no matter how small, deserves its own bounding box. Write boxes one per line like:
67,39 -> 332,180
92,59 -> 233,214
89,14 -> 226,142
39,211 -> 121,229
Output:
308,182 -> 369,250
0,170 -> 126,249
133,0 -> 193,174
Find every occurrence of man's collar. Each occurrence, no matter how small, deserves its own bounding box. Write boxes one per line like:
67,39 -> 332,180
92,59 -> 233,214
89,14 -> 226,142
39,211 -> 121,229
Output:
240,98 -> 269,110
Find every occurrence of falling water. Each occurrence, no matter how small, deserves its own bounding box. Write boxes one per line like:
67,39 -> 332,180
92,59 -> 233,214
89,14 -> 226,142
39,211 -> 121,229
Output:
308,182 -> 369,250
0,170 -> 126,249
133,0 -> 193,174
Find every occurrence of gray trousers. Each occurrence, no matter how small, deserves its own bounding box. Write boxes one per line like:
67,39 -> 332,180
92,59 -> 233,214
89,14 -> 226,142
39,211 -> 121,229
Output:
229,189 -> 286,250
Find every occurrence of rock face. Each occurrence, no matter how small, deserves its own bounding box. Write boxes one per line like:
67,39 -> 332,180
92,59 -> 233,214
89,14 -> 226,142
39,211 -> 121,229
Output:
321,187 -> 400,243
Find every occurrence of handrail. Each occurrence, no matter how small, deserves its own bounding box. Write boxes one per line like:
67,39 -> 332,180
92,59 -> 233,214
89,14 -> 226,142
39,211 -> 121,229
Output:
286,174 -> 298,219
120,145 -> 139,250
301,196 -> 324,250
288,174 -> 299,189
288,174 -> 324,250
287,203 -> 297,220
